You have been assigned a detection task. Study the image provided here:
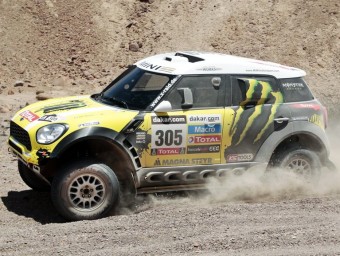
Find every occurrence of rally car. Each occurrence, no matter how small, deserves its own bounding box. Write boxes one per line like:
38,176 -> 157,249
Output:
8,51 -> 332,220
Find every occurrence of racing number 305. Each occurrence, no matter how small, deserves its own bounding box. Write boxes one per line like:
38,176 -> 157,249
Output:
155,130 -> 183,146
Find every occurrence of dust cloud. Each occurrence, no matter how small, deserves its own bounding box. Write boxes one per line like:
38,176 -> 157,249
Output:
133,122 -> 340,212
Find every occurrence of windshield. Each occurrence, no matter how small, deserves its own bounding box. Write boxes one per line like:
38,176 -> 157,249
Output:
97,66 -> 175,110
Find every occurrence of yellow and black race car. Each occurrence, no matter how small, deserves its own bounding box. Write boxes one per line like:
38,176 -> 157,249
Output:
8,51 -> 333,221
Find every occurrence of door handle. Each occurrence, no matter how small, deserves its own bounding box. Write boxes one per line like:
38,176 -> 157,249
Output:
274,117 -> 290,124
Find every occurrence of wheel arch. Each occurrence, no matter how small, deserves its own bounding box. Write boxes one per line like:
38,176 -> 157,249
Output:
255,122 -> 330,166
46,127 -> 139,194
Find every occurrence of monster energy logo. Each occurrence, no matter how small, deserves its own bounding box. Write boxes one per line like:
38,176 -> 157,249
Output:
229,78 -> 283,146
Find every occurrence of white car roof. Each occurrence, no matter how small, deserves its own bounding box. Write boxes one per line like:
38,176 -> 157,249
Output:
135,51 -> 306,79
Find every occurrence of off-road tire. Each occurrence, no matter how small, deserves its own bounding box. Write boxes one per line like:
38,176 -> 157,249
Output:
272,148 -> 322,177
18,161 -> 50,191
51,162 -> 120,221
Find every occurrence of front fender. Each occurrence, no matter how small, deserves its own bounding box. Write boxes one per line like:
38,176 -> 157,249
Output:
50,127 -> 120,158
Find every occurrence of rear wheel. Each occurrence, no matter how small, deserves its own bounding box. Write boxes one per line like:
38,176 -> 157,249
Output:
51,162 -> 120,221
272,148 -> 322,177
18,161 -> 50,191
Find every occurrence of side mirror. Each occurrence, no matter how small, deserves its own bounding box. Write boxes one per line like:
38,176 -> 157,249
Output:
177,88 -> 193,109
154,101 -> 172,113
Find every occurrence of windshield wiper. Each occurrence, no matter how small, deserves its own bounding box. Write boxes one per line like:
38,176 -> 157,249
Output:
99,94 -> 129,109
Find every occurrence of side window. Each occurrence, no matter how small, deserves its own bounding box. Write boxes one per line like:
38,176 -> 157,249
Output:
164,76 -> 225,109
231,76 -> 282,106
279,78 -> 314,102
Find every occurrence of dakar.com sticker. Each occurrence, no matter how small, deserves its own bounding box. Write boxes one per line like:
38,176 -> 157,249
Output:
188,114 -> 221,123
20,110 -> 39,122
151,115 -> 187,150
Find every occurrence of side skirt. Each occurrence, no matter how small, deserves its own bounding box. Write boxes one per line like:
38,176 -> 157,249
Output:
136,162 -> 267,194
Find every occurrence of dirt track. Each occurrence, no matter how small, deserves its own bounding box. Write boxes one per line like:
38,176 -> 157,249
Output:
0,0 -> 340,255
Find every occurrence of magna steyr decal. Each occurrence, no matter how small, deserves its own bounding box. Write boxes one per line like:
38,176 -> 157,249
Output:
154,158 -> 212,166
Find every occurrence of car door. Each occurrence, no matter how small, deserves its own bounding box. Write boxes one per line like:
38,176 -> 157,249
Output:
222,75 -> 290,163
143,75 -> 227,168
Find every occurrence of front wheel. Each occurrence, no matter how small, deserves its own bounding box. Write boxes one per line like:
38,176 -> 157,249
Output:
51,162 -> 120,221
271,148 -> 322,178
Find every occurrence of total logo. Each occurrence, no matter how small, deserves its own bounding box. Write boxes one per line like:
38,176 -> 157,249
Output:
188,135 -> 221,144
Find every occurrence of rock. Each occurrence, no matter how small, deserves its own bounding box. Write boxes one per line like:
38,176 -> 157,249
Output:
0,106 -> 10,113
83,70 -> 94,80
8,90 -> 14,95
17,67 -> 26,74
52,77 -> 67,87
14,80 -> 24,87
36,94 -> 51,100
129,42 -> 139,52
211,43 -> 219,48
139,0 -> 154,3
36,90 -> 44,95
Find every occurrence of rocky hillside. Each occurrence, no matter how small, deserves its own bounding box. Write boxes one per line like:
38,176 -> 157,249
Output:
0,0 -> 339,115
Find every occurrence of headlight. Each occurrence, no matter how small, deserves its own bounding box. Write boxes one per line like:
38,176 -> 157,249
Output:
36,124 -> 68,144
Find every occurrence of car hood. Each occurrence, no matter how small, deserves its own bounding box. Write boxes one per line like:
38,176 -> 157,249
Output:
11,95 -> 139,133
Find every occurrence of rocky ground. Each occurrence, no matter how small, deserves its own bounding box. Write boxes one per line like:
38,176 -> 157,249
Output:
0,0 -> 339,255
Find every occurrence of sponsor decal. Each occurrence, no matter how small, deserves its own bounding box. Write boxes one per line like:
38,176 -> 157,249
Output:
282,82 -> 304,90
197,66 -> 222,72
187,145 -> 220,154
150,76 -> 180,108
79,121 -> 100,128
36,148 -> 51,160
188,135 -> 221,144
309,114 -> 323,127
151,115 -> 187,149
152,115 -> 186,124
227,154 -> 253,162
292,103 -> 321,111
154,158 -> 212,166
38,114 -> 64,122
246,69 -> 279,73
19,110 -> 39,122
188,124 -> 221,134
151,147 -> 186,155
135,131 -> 146,144
188,114 -> 221,123
140,62 -> 176,73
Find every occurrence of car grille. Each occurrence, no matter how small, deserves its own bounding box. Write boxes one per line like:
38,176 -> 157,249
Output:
10,121 -> 32,151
